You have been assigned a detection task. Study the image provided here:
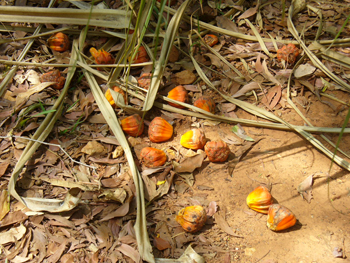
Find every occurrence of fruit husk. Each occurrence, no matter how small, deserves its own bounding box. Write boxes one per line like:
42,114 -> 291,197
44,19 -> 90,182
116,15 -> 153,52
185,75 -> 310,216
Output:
148,117 -> 173,143
267,204 -> 296,231
246,186 -> 273,214
180,129 -> 206,150
121,114 -> 144,137
204,140 -> 230,162
140,147 -> 167,168
176,205 -> 207,233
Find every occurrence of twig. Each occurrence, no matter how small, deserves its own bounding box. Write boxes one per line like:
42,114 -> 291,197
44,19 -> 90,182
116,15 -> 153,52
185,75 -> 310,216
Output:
254,250 -> 270,263
0,135 -> 97,169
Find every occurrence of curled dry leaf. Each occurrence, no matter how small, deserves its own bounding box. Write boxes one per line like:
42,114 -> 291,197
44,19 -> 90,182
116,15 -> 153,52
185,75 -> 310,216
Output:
171,70 -> 196,85
173,150 -> 206,173
237,6 -> 258,21
297,174 -> 314,203
81,140 -> 106,156
0,224 -> 26,245
232,82 -> 260,98
294,64 -> 316,78
261,85 -> 282,110
207,201 -> 218,217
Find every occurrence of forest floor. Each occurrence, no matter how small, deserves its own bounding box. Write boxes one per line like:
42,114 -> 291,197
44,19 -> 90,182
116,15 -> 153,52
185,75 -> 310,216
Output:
0,0 -> 350,262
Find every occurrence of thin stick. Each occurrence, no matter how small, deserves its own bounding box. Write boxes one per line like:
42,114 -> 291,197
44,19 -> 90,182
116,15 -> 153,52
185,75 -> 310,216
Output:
0,135 -> 97,169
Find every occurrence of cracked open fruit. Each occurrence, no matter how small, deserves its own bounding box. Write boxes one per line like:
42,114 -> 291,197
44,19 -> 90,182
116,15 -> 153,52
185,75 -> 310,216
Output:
267,204 -> 296,231
193,96 -> 215,113
148,117 -> 173,143
90,48 -> 114,70
48,32 -> 69,52
105,86 -> 127,108
167,86 -> 188,109
121,114 -> 144,137
176,205 -> 207,233
180,129 -> 206,150
129,46 -> 149,64
40,70 -> 65,90
276,43 -> 300,64
204,140 -> 230,162
140,147 -> 167,168
246,186 -> 273,214
203,34 -> 219,47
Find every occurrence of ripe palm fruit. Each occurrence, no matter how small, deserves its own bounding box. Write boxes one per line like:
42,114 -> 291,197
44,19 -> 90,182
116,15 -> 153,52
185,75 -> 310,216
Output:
204,140 -> 230,162
246,186 -> 273,214
48,32 -> 70,52
148,117 -> 173,143
203,34 -> 219,47
167,86 -> 188,109
120,114 -> 144,137
180,129 -> 206,150
276,43 -> 300,64
176,205 -> 207,233
104,86 -> 127,108
193,96 -> 215,113
140,147 -> 167,168
90,47 -> 114,70
267,204 -> 296,231
129,46 -> 149,64
40,69 -> 65,90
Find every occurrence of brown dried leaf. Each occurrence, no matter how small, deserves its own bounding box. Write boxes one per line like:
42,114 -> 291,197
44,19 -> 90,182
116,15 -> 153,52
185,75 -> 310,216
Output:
269,86 -> 282,109
153,236 -> 172,251
117,243 -> 141,263
87,113 -> 107,123
173,151 -> 206,173
45,214 -> 75,228
216,16 -> 239,32
262,60 -> 280,85
47,241 -> 67,263
81,140 -> 105,156
0,190 -> 10,221
31,228 -> 48,262
204,53 -> 222,68
0,224 -> 26,245
261,85 -> 282,109
0,161 -> 10,177
0,210 -> 28,227
232,82 -> 260,98
215,212 -> 243,238
171,70 -> 196,85
207,201 -> 218,217
255,54 -> 263,73
100,202 -> 130,222
297,174 -> 314,203
238,6 -> 258,21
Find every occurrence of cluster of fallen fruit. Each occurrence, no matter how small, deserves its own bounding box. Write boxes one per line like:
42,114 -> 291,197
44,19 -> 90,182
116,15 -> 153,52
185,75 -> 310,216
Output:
43,31 -> 299,234
175,186 -> 297,233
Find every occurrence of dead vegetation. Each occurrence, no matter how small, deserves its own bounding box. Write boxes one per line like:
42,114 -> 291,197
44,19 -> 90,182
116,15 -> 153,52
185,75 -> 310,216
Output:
0,0 -> 350,262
